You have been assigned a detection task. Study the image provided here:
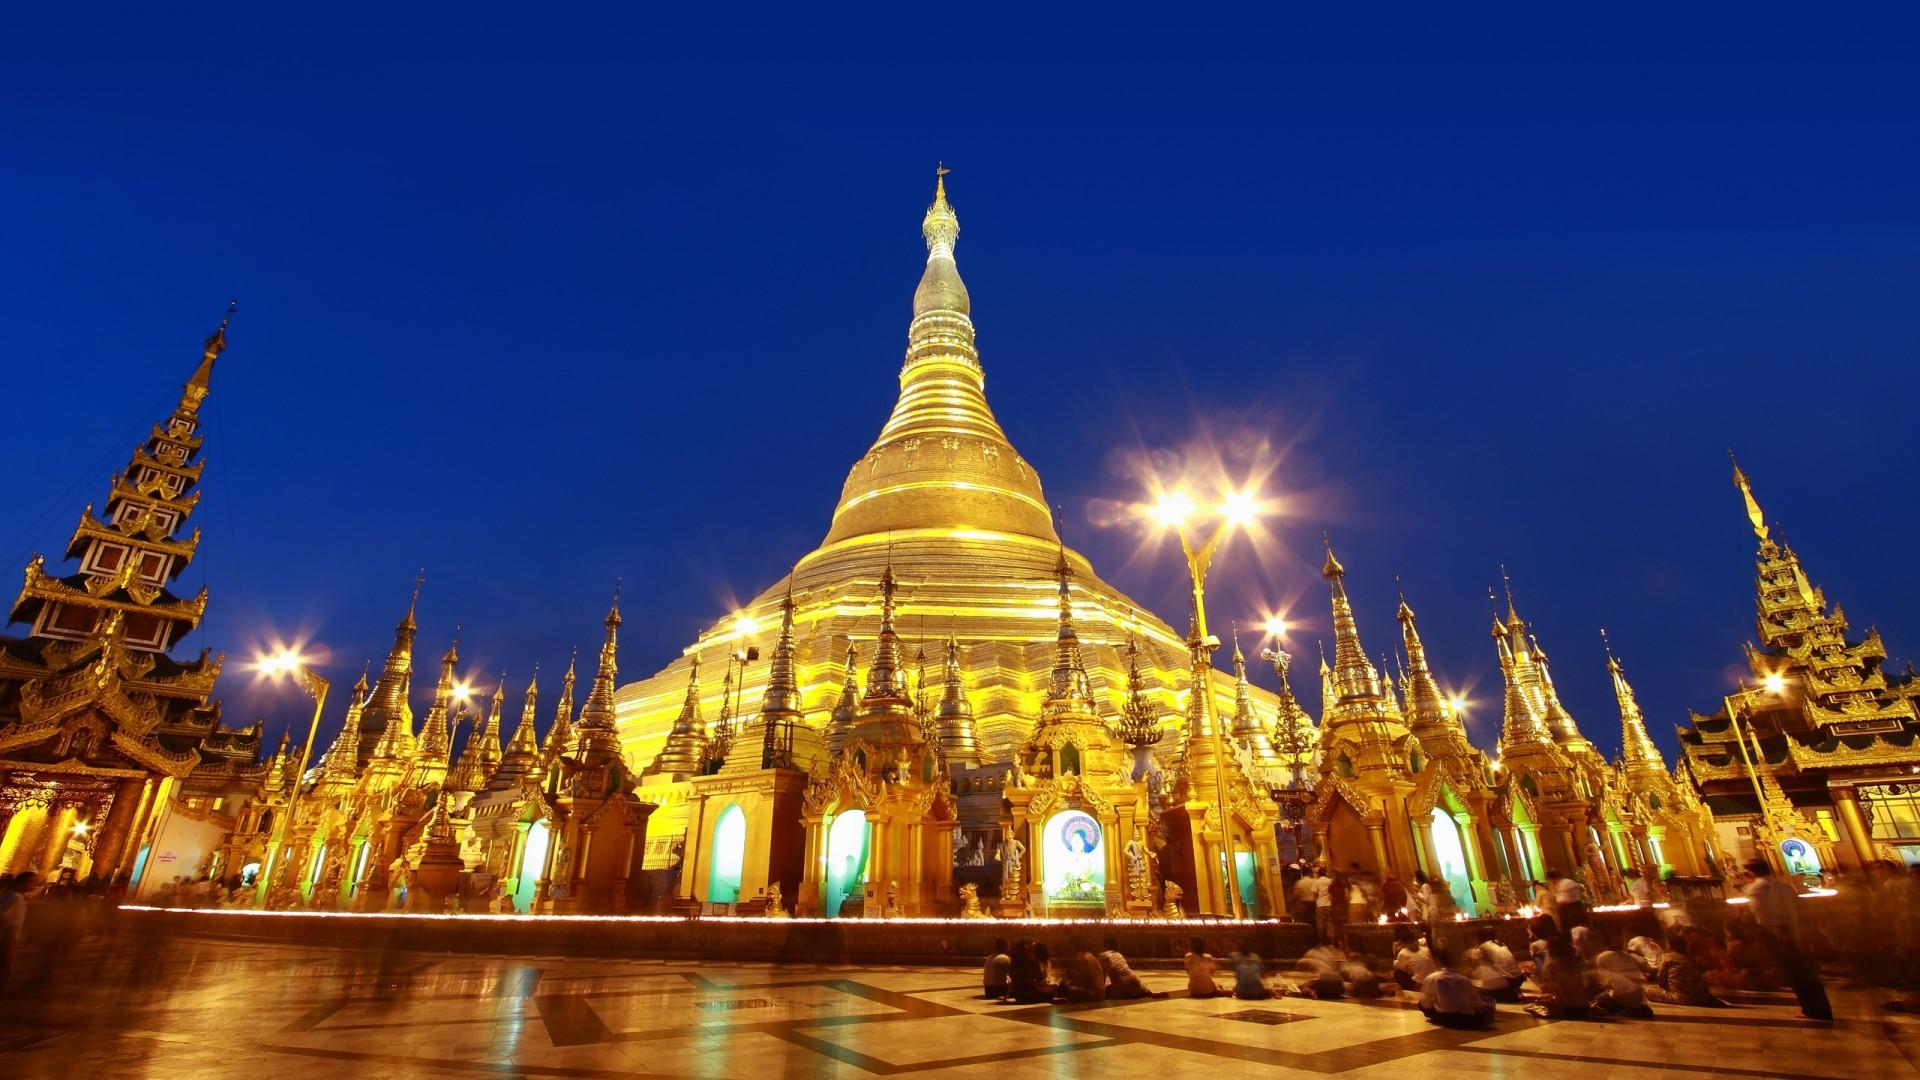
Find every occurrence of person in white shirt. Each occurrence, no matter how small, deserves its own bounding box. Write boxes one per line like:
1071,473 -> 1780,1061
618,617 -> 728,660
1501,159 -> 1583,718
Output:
1471,927 -> 1523,1002
1392,931 -> 1437,990
1312,869 -> 1337,945
1591,948 -> 1653,1017
1547,870 -> 1588,929
1419,948 -> 1495,1028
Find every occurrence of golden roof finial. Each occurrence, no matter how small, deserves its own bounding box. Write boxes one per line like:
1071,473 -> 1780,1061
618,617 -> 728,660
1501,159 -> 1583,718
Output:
1728,449 -> 1770,543
179,300 -> 236,416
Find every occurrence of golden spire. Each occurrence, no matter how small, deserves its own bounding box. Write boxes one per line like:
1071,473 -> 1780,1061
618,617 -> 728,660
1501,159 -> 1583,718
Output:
319,663 -> 370,786
416,627 -> 460,766
862,564 -> 907,701
936,633 -> 983,764
826,641 -> 860,757
1045,548 -> 1092,713
543,648 -> 577,761
1604,631 -> 1666,774
1117,632 -> 1163,747
649,655 -> 707,776
1228,625 -> 1280,763
361,572 -> 424,760
573,586 -> 624,761
1396,595 -> 1456,738
1495,619 -> 1554,749
507,668 -> 540,755
821,170 -> 1056,548
177,300 -> 234,418
451,675 -> 506,791
1729,450 -> 1770,544
758,585 -> 803,769
1322,536 -> 1380,701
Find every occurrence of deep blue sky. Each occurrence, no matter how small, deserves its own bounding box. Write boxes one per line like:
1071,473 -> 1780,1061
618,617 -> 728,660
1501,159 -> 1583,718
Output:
4,9 -> 1916,761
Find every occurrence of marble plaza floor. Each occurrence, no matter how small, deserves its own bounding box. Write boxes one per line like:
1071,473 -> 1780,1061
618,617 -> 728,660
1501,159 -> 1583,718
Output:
2,930 -> 1917,1079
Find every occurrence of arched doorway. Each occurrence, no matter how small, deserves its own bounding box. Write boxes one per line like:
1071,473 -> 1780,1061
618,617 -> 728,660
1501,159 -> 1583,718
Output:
709,805 -> 746,903
1428,807 -> 1473,912
824,810 -> 868,918
1043,810 -> 1105,907
512,820 -> 550,912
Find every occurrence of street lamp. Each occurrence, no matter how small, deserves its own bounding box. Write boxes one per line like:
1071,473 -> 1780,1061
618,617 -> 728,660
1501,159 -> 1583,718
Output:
1725,674 -> 1790,870
253,646 -> 330,905
1144,483 -> 1266,918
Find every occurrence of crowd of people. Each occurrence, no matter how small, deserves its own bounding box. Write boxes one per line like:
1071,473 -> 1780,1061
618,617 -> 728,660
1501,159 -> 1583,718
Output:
976,857 -> 1920,1027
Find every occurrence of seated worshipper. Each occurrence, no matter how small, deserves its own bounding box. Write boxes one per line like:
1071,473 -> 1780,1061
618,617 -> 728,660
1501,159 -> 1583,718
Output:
1472,927 -> 1524,1002
1524,932 -> 1593,1019
1184,937 -> 1225,998
1007,941 -> 1053,1003
1644,933 -> 1725,1007
983,938 -> 1013,998
1522,914 -> 1559,983
1097,937 -> 1160,999
1055,944 -> 1108,1003
1294,945 -> 1347,1000
1625,933 -> 1665,975
1590,947 -> 1654,1018
1392,930 -> 1437,991
1420,949 -> 1497,1029
1231,945 -> 1273,1000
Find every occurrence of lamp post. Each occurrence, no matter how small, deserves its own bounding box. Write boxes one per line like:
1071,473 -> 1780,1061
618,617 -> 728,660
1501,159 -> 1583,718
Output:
1724,674 -> 1789,870
254,647 -> 329,905
1148,486 -> 1262,918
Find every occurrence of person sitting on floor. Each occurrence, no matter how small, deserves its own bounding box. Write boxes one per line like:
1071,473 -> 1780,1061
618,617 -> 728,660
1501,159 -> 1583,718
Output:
1469,928 -> 1523,1003
1625,932 -> 1665,975
1643,930 -> 1725,1007
1007,940 -> 1052,1003
1525,931 -> 1593,1020
1230,944 -> 1273,1000
1392,930 -> 1437,991
1184,937 -> 1224,998
1420,948 -> 1497,1029
1723,920 -> 1783,991
1055,943 -> 1108,1003
1096,937 -> 1160,999
983,937 -> 1012,999
1295,944 -> 1347,999
1590,946 -> 1654,1018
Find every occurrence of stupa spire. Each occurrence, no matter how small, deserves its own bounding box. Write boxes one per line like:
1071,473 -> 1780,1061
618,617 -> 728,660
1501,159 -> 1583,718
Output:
862,564 -> 907,701
413,628 -> 460,778
572,586 -> 624,761
1729,450 -> 1770,544
1228,625 -> 1280,764
822,170 -> 1056,547
543,648 -> 577,762
1046,548 -> 1093,713
451,675 -> 506,791
1117,633 -> 1164,748
1397,596 -> 1456,738
488,670 -> 542,791
648,656 -> 707,776
826,641 -> 860,757
1323,537 -> 1381,701
318,664 -> 370,788
758,585 -> 803,769
1604,631 -> 1666,774
936,633 -> 983,765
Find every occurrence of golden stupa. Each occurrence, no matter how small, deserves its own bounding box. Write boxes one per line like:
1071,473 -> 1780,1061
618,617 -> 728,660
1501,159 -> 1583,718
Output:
613,172 -> 1277,768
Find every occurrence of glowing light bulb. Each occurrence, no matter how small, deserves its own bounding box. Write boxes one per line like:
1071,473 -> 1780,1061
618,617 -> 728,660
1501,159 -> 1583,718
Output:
732,613 -> 761,638
1219,490 -> 1259,528
1264,615 -> 1288,638
1152,492 -> 1195,529
1762,673 -> 1786,695
1449,695 -> 1468,714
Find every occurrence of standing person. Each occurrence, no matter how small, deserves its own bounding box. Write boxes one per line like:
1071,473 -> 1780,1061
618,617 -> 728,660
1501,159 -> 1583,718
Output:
1313,866 -> 1338,945
982,938 -> 1012,999
1184,936 -> 1223,998
1345,863 -> 1368,926
0,872 -> 35,991
1292,866 -> 1320,934
1548,870 -> 1588,930
1382,873 -> 1409,919
1744,859 -> 1832,1021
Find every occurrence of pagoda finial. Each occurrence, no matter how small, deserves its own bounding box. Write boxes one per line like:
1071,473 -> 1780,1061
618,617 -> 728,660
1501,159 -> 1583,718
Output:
1322,535 -> 1379,701
863,564 -> 906,700
179,300 -> 235,416
1604,632 -> 1665,772
1728,449 -> 1771,543
1046,549 -> 1092,712
1118,632 -> 1163,748
923,163 -> 959,262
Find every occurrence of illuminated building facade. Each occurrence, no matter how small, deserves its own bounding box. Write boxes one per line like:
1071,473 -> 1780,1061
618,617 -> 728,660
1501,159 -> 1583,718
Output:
0,311 -> 273,890
1679,462 -> 1920,874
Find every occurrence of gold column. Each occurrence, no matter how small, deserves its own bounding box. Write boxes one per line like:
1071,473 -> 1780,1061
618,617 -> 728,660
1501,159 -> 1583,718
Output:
35,806 -> 78,879
1831,787 -> 1876,870
89,779 -> 145,885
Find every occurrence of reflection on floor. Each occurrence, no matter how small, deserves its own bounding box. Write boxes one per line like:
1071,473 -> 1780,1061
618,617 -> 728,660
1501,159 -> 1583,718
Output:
2,930 -> 1916,1078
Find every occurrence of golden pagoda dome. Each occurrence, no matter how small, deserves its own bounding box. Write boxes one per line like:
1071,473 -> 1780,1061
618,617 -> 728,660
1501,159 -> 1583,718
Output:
613,171 -> 1277,767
